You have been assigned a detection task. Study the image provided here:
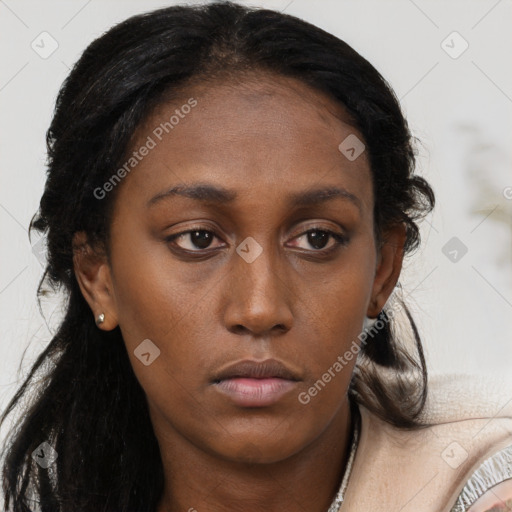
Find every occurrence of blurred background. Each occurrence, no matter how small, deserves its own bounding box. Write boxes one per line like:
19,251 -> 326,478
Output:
1,0 -> 511,441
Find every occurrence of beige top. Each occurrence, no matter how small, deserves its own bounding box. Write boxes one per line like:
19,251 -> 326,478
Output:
341,373 -> 512,512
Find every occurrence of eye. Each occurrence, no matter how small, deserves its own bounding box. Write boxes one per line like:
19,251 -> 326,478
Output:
289,227 -> 348,252
165,226 -> 348,255
166,228 -> 223,252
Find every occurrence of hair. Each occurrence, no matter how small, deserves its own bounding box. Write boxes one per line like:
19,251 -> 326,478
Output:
1,2 -> 435,511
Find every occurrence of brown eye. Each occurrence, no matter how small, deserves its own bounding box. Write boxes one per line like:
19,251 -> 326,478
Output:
166,229 -> 222,251
305,230 -> 330,250
291,228 -> 348,252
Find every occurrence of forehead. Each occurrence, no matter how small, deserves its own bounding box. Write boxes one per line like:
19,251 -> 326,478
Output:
115,71 -> 372,213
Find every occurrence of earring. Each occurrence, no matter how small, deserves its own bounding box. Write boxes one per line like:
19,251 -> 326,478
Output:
363,315 -> 377,331
96,313 -> 105,326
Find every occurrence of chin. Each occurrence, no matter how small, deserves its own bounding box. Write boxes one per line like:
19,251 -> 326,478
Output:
212,432 -> 308,465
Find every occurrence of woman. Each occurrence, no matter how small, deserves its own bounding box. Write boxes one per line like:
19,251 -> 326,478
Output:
1,2 -> 510,511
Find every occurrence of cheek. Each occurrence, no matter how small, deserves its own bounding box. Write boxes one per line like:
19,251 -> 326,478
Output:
113,268 -> 211,430
298,244 -> 376,388
307,250 -> 375,346
109,225 -> 199,339
108,237 -> 213,397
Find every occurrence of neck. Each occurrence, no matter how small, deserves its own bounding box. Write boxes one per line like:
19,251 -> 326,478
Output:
155,397 -> 354,512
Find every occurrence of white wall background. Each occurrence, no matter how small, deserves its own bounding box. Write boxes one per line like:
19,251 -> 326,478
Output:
1,0 -> 511,446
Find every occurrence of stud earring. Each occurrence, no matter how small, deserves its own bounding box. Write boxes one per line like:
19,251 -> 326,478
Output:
363,315 -> 377,331
96,313 -> 105,326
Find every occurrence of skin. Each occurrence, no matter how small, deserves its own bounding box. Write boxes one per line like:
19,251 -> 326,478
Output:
73,71 -> 405,512
467,480 -> 512,511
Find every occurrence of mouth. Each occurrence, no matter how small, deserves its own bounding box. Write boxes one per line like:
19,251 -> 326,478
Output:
211,359 -> 301,408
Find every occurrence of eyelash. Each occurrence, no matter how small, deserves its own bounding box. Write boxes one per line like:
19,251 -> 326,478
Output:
165,225 -> 349,256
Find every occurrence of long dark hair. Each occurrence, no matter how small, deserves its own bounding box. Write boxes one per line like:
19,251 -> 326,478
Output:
1,2 -> 435,511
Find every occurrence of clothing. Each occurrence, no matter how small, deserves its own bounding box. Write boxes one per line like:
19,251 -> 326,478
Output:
328,399 -> 362,512
451,444 -> 512,511
339,373 -> 512,512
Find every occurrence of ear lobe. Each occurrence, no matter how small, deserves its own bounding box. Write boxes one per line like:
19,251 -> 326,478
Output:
72,231 -> 118,330
366,224 -> 406,318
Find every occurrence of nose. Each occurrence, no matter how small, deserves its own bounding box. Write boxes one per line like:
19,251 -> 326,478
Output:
222,238 -> 294,338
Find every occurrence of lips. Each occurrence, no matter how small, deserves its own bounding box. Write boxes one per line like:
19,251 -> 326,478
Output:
211,359 -> 301,408
211,359 -> 301,383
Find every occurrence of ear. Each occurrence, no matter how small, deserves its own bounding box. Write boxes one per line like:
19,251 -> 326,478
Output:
72,231 -> 118,330
366,223 -> 406,318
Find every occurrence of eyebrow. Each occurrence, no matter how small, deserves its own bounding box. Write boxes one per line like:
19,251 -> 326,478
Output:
146,183 -> 361,210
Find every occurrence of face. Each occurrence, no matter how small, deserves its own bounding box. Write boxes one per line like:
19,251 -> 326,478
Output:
74,71 -> 404,464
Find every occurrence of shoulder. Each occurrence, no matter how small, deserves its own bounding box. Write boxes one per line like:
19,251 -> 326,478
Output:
453,444 -> 512,512
419,373 -> 512,426
413,373 -> 512,511
343,373 -> 512,512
